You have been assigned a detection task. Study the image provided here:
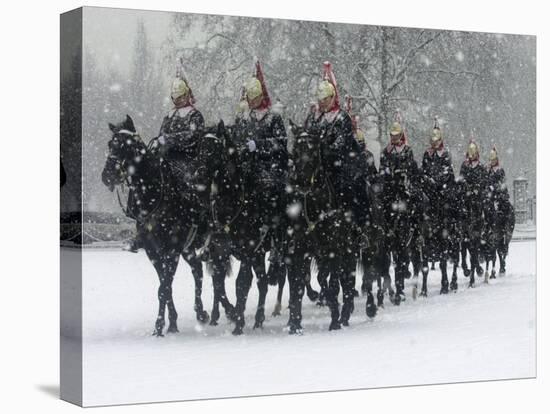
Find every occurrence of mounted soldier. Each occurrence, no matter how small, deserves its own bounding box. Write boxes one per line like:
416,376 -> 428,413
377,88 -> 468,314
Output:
420,118 -> 456,293
484,146 -> 514,277
379,114 -> 420,305
125,61 -> 205,252
459,139 -> 487,287
233,60 -> 288,251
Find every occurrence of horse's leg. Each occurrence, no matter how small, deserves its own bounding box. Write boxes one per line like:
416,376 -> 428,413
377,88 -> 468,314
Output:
211,256 -> 236,324
233,262 -> 254,335
147,250 -> 180,336
461,240 -> 471,277
440,259 -> 449,294
393,248 -> 407,305
287,258 -> 306,334
489,246 -> 497,279
376,272 -> 384,308
361,254 -> 369,296
365,275 -> 377,318
497,240 -> 507,275
272,262 -> 286,317
184,252 -> 210,323
316,257 -> 329,306
339,258 -> 356,326
378,251 -> 390,307
450,245 -> 459,291
252,256 -> 269,329
210,296 -> 220,326
305,270 -> 320,302
420,253 -> 429,297
326,264 -> 341,331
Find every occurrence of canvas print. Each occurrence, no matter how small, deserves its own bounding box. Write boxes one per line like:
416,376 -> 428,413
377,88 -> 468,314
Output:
60,6 -> 536,407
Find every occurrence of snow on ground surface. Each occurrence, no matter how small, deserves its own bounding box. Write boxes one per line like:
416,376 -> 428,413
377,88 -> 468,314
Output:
77,240 -> 536,406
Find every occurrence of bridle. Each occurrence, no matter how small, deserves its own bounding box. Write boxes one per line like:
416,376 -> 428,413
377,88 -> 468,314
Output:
109,130 -> 164,223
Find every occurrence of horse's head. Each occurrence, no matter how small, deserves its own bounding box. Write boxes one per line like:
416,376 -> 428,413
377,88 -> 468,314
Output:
194,120 -> 241,206
289,119 -> 323,191
101,115 -> 147,191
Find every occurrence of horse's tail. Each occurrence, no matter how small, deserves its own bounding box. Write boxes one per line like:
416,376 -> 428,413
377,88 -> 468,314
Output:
310,256 -> 318,276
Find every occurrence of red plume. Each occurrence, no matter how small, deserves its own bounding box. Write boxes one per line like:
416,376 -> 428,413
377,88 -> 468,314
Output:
393,110 -> 408,145
466,135 -> 480,162
177,57 -> 196,105
344,95 -> 358,133
322,61 -> 340,111
254,60 -> 271,110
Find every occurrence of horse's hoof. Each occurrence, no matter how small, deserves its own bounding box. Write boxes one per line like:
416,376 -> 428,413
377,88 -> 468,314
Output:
366,304 -> 377,319
196,311 -> 210,324
272,303 -> 282,317
253,321 -> 264,330
419,290 -> 428,297
440,286 -> 449,295
463,268 -> 471,277
329,321 -> 341,331
340,319 -> 350,327
476,267 -> 484,277
167,324 -> 179,334
289,326 -> 303,335
152,330 -> 164,337
211,309 -> 220,325
307,290 -> 320,302
226,308 -> 238,323
232,326 -> 244,336
450,281 -> 458,291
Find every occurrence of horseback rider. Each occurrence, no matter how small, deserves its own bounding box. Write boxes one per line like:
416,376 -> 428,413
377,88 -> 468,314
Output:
303,62 -> 368,227
233,60 -> 289,256
486,146 -> 510,203
420,119 -> 456,293
379,115 -> 420,304
125,65 -> 205,253
459,139 -> 487,286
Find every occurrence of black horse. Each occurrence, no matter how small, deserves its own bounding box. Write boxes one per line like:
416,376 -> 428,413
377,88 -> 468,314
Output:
284,121 -> 359,333
101,115 -> 210,337
359,173 -> 390,317
194,121 -> 276,335
481,191 -> 515,280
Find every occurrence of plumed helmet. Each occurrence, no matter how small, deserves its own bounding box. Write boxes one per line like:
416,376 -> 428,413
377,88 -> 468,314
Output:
467,141 -> 479,159
432,128 -> 442,142
245,77 -> 263,101
390,121 -> 403,136
317,80 -> 336,101
489,147 -> 498,162
171,78 -> 190,101
431,117 -> 442,145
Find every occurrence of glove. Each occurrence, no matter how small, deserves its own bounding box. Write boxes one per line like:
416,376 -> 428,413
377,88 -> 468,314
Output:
247,139 -> 257,152
157,135 -> 166,146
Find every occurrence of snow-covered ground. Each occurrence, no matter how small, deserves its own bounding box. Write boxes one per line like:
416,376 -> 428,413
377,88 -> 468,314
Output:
76,239 -> 536,407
